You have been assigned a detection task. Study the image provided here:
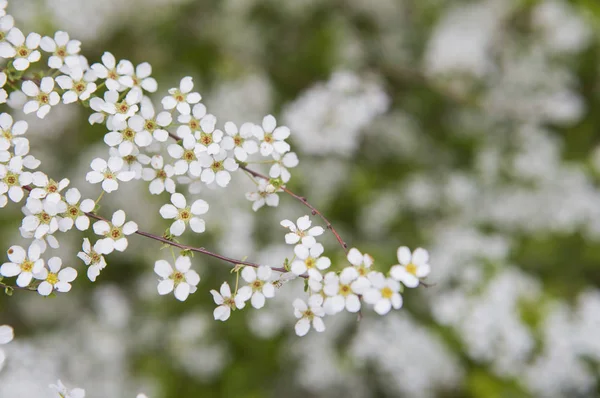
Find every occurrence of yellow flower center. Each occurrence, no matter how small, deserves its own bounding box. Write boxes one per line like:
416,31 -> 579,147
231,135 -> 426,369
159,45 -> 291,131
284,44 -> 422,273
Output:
46,272 -> 58,285
405,263 -> 417,275
381,287 -> 393,299
21,260 -> 33,273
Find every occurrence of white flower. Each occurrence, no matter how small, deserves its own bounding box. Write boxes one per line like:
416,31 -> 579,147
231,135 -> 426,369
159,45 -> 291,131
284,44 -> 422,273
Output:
127,98 -> 172,142
29,172 -> 69,202
21,77 -> 60,119
176,103 -> 207,139
92,210 -> 138,254
109,146 -> 148,180
21,197 -> 66,239
154,255 -> 200,301
197,149 -> 238,187
346,247 -> 374,283
293,295 -> 325,336
253,115 -> 291,157
0,156 -> 33,204
58,188 -> 95,232
85,156 -> 136,193
323,267 -> 366,314
99,89 -> 140,123
40,31 -> 81,69
34,257 -> 77,296
211,281 -> 247,321
159,192 -> 209,236
161,76 -> 201,115
269,152 -> 298,183
280,215 -> 324,247
142,155 -> 176,195
91,51 -> 124,91
390,246 -> 431,288
49,380 -> 85,398
221,121 -> 258,161
0,112 -> 29,155
104,117 -> 153,156
237,266 -> 275,309
290,242 -> 331,277
55,67 -> 97,103
77,238 -> 107,282
2,28 -> 41,70
245,178 -> 279,211
167,135 -> 203,176
363,272 -> 403,315
0,244 -> 44,287
117,60 -> 157,93
193,114 -> 223,154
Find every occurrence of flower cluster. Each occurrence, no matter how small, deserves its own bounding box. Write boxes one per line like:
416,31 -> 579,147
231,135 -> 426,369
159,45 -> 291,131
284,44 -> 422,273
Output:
0,0 -> 432,344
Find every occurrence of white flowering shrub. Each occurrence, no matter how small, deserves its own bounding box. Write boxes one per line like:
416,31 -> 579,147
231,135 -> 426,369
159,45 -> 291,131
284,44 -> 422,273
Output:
2,0 -> 600,397
0,1 -> 433,396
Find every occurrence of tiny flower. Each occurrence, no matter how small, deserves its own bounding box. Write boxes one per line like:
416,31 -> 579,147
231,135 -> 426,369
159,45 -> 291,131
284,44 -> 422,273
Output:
21,77 -> 60,119
210,281 -> 247,321
39,31 -> 81,69
154,255 -> 200,301
159,192 -> 209,236
49,380 -> 85,398
34,257 -> 77,296
176,103 -> 207,139
167,135 -> 203,176
280,215 -> 324,247
323,267 -> 366,314
253,115 -> 291,157
161,76 -> 201,115
290,243 -> 331,277
0,112 -> 29,154
390,246 -> 431,288
221,121 -> 258,161
142,155 -> 176,195
346,247 -> 374,283
193,114 -> 222,155
0,156 -> 33,204
55,67 -> 97,103
85,156 -> 136,193
91,51 -> 124,91
4,28 -> 41,70
363,272 -> 403,315
21,197 -> 66,239
58,188 -> 95,232
269,152 -> 298,183
92,210 -> 138,254
0,244 -> 44,287
29,172 -> 69,202
127,98 -> 172,142
77,238 -> 107,282
237,266 -> 275,309
117,60 -> 157,93
245,178 -> 279,211
100,89 -> 140,123
293,295 -> 326,336
197,149 -> 238,187
104,117 -> 153,156
109,146 -> 148,180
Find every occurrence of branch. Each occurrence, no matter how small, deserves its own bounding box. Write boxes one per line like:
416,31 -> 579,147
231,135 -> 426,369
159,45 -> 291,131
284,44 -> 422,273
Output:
239,165 -> 349,253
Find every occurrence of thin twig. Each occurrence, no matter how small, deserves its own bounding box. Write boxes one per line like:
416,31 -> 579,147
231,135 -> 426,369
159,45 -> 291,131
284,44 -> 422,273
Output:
239,165 -> 349,253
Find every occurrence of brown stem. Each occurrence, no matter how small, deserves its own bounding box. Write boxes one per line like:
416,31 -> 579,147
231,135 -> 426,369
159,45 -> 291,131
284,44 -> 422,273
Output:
239,165 -> 349,253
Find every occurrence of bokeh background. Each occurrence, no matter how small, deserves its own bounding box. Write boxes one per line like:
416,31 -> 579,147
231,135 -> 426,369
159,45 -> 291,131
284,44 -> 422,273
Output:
1,0 -> 600,396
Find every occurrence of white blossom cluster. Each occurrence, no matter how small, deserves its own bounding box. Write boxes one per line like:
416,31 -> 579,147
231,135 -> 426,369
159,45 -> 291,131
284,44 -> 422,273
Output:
0,0 -> 431,364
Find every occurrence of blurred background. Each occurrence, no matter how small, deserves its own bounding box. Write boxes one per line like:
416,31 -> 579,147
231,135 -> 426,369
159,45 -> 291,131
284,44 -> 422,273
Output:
1,0 -> 600,396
